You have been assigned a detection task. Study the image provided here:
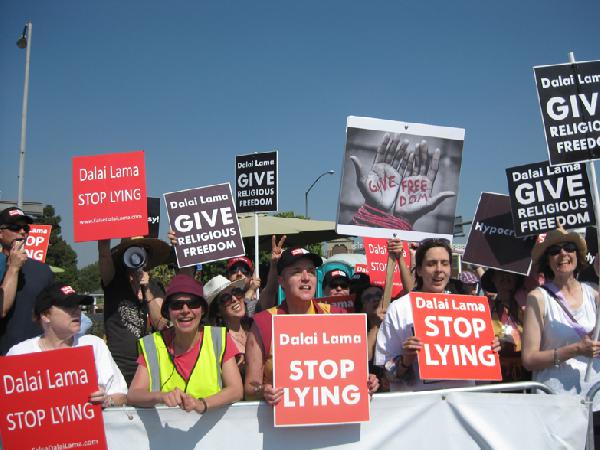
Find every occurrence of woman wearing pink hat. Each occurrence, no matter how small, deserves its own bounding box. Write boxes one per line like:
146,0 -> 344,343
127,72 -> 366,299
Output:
127,274 -> 243,413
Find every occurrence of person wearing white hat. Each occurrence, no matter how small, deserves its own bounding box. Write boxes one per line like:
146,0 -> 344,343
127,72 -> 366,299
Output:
205,275 -> 249,372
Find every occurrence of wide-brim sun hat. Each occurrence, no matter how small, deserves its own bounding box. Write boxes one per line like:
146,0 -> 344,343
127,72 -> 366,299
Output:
203,275 -> 246,305
531,227 -> 587,266
111,236 -> 171,270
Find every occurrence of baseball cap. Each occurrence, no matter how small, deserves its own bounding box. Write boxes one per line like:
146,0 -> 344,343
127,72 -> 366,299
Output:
226,256 -> 254,273
322,269 -> 349,288
0,207 -> 33,226
277,248 -> 323,274
165,274 -> 204,300
35,283 -> 93,316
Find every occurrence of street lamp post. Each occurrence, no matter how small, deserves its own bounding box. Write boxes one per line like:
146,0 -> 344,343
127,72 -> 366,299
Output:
304,170 -> 335,218
17,22 -> 32,209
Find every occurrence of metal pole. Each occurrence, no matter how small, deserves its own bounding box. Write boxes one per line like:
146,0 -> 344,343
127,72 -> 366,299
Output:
304,170 -> 334,218
17,22 -> 32,209
254,211 -> 259,300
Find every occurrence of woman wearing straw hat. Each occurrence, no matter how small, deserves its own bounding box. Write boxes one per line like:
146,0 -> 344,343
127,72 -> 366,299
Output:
522,228 -> 600,414
127,274 -> 243,412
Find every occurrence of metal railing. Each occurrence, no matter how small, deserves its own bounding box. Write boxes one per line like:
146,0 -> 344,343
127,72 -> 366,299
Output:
585,380 -> 600,450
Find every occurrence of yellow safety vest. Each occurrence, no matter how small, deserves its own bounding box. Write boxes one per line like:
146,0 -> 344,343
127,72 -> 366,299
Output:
138,326 -> 226,398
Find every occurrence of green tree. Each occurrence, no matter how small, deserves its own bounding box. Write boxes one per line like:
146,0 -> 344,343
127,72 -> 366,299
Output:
36,205 -> 78,286
76,262 -> 101,293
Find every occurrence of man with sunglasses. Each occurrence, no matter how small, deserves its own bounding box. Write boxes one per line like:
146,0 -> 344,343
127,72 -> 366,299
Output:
322,269 -> 351,297
0,207 -> 53,355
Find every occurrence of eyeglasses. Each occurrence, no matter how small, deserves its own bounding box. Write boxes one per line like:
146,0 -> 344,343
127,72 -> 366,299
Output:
547,242 -> 578,256
1,224 -> 30,233
227,264 -> 251,276
217,288 -> 245,305
327,279 -> 349,290
168,297 -> 204,311
362,292 -> 383,303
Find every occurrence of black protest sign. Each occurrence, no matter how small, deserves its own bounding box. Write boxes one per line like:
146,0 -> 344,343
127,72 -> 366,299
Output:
145,197 -> 161,238
463,192 -> 536,275
579,227 -> 599,283
164,183 -> 245,267
506,161 -> 594,237
235,151 -> 278,213
534,60 -> 600,165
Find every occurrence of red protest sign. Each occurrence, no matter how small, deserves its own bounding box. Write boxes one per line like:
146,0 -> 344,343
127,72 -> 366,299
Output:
24,224 -> 52,263
354,263 -> 368,274
72,151 -> 148,242
0,346 -> 107,450
410,292 -> 501,381
319,294 -> 355,313
363,237 -> 409,298
272,314 -> 369,427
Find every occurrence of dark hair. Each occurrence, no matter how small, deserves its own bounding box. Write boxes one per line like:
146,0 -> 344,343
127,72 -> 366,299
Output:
207,292 -> 252,330
353,285 -> 384,313
414,238 -> 452,290
537,242 -> 587,281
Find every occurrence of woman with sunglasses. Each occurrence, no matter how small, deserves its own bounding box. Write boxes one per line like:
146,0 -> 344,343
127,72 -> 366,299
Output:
523,228 -> 600,414
127,274 -> 243,412
375,238 -> 500,391
205,275 -> 251,375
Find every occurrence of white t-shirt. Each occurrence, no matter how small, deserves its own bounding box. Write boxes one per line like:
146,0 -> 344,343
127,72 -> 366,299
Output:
374,293 -> 475,392
7,334 -> 127,395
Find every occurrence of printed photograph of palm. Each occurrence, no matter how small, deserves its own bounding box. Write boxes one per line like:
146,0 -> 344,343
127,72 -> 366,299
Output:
336,117 -> 464,241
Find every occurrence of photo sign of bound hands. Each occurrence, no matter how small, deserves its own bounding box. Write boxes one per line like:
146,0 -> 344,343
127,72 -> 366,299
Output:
337,116 -> 465,241
350,133 -> 455,225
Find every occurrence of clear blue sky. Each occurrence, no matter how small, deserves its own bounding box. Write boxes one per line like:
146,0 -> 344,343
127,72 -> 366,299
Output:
1,0 -> 599,267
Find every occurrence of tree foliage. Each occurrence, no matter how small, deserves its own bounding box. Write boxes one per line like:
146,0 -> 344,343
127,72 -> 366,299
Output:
76,262 -> 100,293
36,205 -> 78,286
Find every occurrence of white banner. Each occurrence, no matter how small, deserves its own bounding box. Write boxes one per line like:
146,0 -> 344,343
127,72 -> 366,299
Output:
102,392 -> 588,449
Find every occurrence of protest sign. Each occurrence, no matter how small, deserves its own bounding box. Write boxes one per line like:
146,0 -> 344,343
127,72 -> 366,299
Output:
272,314 -> 369,427
72,151 -> 147,242
319,294 -> 355,313
235,151 -> 278,213
410,292 -> 501,381
24,224 -> 52,263
354,263 -> 368,274
145,197 -> 161,239
463,192 -> 535,275
0,346 -> 106,450
336,116 -> 464,242
164,183 -> 245,267
506,161 -> 594,236
363,237 -> 409,298
534,60 -> 600,166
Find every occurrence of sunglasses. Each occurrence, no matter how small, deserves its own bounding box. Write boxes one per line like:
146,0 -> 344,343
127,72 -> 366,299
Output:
362,292 -> 383,303
227,264 -> 251,276
168,297 -> 204,311
420,237 -> 450,245
328,279 -> 349,290
547,242 -> 578,256
217,288 -> 245,304
1,224 -> 30,233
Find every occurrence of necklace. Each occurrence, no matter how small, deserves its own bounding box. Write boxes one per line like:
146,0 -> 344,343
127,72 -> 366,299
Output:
229,329 -> 247,351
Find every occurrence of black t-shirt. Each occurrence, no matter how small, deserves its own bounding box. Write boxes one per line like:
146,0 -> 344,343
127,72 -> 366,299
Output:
103,270 -> 163,385
0,258 -> 54,355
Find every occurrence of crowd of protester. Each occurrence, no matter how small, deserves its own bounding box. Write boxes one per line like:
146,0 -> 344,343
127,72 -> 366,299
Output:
1,205 -> 600,440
